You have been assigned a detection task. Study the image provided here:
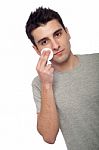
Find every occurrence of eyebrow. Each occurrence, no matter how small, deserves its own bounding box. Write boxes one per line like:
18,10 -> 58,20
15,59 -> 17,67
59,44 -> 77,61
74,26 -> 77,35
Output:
37,37 -> 48,45
53,28 -> 63,36
37,28 -> 63,44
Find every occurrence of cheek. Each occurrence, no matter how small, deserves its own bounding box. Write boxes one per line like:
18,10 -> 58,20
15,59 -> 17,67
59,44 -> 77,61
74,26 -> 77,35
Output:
61,39 -> 70,48
60,35 -> 69,44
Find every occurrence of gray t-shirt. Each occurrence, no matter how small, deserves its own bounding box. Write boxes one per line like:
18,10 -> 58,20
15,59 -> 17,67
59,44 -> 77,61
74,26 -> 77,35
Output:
32,53 -> 99,150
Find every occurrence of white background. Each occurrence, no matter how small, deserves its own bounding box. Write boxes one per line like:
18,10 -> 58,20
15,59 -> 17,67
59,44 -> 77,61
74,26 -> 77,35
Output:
0,0 -> 99,150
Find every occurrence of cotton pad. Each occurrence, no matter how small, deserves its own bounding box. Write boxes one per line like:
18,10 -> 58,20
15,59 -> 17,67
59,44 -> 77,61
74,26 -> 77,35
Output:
41,48 -> 53,64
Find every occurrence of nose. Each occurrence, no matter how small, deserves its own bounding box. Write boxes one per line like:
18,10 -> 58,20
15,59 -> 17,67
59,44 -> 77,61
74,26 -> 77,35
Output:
51,39 -> 60,51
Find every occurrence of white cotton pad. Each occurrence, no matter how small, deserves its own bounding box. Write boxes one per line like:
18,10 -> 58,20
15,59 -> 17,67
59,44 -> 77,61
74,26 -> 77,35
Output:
41,48 -> 53,64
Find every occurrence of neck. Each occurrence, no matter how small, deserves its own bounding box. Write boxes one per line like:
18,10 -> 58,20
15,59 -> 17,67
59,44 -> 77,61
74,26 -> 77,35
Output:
52,52 -> 79,72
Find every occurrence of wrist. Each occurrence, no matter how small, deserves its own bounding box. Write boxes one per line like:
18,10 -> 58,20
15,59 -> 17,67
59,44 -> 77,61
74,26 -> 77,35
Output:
41,82 -> 53,89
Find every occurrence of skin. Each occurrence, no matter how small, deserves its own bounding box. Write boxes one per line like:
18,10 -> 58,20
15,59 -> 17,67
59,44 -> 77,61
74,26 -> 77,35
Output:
31,19 -> 79,144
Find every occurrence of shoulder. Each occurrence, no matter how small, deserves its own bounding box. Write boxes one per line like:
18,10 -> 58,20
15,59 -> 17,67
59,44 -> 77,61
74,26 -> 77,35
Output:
87,53 -> 99,59
78,53 -> 99,62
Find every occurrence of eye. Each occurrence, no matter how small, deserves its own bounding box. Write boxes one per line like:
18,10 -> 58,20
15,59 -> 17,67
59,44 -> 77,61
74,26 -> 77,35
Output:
55,31 -> 62,38
41,39 -> 48,46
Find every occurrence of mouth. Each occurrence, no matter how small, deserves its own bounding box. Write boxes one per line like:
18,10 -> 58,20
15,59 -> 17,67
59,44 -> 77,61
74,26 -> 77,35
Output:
54,49 -> 64,55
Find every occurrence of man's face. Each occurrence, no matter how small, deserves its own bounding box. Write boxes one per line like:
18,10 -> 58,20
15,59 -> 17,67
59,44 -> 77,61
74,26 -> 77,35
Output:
31,19 -> 71,64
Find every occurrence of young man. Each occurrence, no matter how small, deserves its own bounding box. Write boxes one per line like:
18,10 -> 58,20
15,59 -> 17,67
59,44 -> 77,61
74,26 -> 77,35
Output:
26,7 -> 99,150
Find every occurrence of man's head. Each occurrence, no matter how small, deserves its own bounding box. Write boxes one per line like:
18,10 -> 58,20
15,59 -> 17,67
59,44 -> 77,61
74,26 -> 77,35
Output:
25,7 -> 65,47
26,7 -> 72,65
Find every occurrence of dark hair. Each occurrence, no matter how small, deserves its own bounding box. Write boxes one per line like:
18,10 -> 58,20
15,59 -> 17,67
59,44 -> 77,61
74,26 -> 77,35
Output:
25,7 -> 65,46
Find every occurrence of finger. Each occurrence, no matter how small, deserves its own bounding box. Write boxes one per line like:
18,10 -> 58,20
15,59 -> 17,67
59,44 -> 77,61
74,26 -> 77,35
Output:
49,67 -> 54,74
40,50 -> 51,66
36,51 -> 46,70
43,64 -> 52,72
44,65 -> 54,74
45,64 -> 52,70
36,51 -> 51,72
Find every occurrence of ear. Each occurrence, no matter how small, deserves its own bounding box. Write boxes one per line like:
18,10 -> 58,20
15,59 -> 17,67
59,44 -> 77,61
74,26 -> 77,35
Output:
32,45 -> 41,56
65,27 -> 71,40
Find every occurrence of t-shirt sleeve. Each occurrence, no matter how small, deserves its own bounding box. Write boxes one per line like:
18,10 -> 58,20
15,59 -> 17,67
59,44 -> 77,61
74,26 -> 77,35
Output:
32,77 -> 41,113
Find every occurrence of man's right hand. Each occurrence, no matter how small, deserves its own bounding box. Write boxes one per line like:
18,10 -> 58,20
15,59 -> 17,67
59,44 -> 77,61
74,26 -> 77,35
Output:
36,50 -> 54,85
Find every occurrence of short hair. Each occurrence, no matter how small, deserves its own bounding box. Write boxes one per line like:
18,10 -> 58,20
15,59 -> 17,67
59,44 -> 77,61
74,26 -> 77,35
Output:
25,7 -> 65,46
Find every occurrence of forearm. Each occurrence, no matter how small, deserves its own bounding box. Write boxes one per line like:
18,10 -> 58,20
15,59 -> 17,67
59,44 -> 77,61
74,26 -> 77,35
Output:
37,83 -> 59,144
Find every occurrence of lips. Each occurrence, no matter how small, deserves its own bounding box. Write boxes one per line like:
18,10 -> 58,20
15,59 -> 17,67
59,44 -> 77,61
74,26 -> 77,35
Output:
54,49 -> 64,55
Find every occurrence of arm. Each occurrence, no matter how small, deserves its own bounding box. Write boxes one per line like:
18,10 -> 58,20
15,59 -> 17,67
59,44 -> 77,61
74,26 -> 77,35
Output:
36,50 -> 59,144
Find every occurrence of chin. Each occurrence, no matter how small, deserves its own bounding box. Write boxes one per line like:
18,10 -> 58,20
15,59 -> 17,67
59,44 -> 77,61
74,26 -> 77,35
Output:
56,55 -> 69,64
53,55 -> 69,64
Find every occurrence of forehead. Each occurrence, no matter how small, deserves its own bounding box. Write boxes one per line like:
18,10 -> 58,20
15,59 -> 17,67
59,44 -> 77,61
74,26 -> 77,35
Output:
31,19 -> 63,40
